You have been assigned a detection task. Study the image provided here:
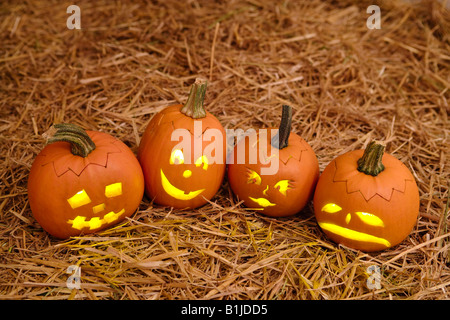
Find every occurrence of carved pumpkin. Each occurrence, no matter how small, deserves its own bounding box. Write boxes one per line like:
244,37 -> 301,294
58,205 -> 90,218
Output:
27,123 -> 145,239
138,78 -> 226,209
227,105 -> 319,217
313,141 -> 420,252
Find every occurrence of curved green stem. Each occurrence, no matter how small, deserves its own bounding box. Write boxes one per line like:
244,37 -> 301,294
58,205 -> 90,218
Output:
180,78 -> 207,119
271,105 -> 292,149
357,141 -> 386,176
43,123 -> 96,157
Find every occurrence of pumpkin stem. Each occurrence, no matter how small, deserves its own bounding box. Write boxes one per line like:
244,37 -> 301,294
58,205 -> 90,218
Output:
357,141 -> 386,176
43,123 -> 96,157
271,105 -> 292,149
180,78 -> 207,119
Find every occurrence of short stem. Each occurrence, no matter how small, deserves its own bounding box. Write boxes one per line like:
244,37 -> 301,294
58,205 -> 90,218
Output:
357,141 -> 386,176
180,78 -> 207,119
271,105 -> 292,149
43,123 -> 96,157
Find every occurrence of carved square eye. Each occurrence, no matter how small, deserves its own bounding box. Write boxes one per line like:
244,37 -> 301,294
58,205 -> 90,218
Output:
274,180 -> 291,196
105,182 -> 122,198
170,149 -> 184,165
246,169 -> 261,185
67,189 -> 91,209
195,155 -> 209,170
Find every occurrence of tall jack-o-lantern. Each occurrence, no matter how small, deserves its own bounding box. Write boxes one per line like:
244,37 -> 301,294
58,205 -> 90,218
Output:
138,78 -> 226,209
313,141 -> 420,252
228,105 -> 319,217
27,123 -> 145,239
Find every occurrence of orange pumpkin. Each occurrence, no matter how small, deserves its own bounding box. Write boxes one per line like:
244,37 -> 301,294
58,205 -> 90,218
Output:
27,123 -> 144,239
138,78 -> 226,209
313,141 -> 420,252
227,105 -> 319,217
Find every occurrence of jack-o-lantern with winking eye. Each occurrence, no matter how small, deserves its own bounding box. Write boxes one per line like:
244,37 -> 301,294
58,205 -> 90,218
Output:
27,123 -> 145,239
228,105 -> 319,217
313,141 -> 420,252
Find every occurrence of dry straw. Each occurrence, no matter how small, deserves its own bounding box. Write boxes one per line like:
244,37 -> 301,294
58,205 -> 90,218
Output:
0,0 -> 449,300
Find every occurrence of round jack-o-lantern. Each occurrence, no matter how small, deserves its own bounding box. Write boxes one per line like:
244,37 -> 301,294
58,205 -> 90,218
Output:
27,123 -> 145,239
228,105 -> 319,217
313,141 -> 420,252
138,78 -> 226,209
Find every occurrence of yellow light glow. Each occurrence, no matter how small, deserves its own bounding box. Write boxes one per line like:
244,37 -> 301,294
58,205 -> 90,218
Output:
318,222 -> 391,248
103,210 -> 123,223
321,203 -> 343,213
92,203 -> 106,214
274,180 -> 290,196
183,170 -> 192,178
160,169 -> 204,200
346,213 -> 352,224
195,155 -> 209,170
262,185 -> 269,196
170,149 -> 184,165
355,211 -> 385,227
105,182 -> 122,198
69,216 -> 88,230
89,217 -> 102,229
67,189 -> 92,209
247,169 -> 261,185
67,209 -> 125,230
249,196 -> 276,207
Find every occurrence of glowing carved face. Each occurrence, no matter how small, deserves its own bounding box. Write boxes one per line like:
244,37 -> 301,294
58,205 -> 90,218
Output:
318,203 -> 391,248
246,168 -> 292,208
66,182 -> 125,230
160,149 -> 209,201
313,148 -> 420,252
227,129 -> 319,218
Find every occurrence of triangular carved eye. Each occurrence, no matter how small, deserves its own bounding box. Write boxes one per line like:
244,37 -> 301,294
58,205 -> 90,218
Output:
246,169 -> 261,185
274,180 -> 291,196
195,155 -> 209,170
170,149 -> 184,165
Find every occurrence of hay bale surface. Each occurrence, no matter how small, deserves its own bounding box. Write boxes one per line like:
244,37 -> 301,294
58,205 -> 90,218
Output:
0,0 -> 449,299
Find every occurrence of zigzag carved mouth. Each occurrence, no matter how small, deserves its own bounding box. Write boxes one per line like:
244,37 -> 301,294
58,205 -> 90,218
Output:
67,209 -> 125,230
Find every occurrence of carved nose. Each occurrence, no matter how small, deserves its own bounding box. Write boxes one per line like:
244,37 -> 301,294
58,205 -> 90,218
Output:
183,170 -> 192,178
346,213 -> 351,224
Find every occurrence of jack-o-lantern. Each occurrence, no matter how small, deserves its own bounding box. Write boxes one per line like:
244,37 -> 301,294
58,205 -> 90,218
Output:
313,141 -> 420,252
227,105 -> 319,217
138,78 -> 226,209
27,123 -> 145,239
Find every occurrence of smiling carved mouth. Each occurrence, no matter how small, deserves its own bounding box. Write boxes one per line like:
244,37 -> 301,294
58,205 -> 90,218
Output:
318,222 -> 391,248
160,169 -> 205,201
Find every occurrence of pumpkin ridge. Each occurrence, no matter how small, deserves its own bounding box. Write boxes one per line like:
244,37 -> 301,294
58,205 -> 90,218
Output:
254,133 -> 309,165
332,154 -> 416,202
170,120 -> 215,136
39,131 -> 123,176
278,147 -> 309,165
45,150 -> 123,177
332,159 -> 415,202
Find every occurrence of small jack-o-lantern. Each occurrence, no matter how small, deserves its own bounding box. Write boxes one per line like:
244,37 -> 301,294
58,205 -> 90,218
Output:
313,141 -> 420,252
138,78 -> 226,209
228,105 -> 319,217
28,123 -> 144,239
